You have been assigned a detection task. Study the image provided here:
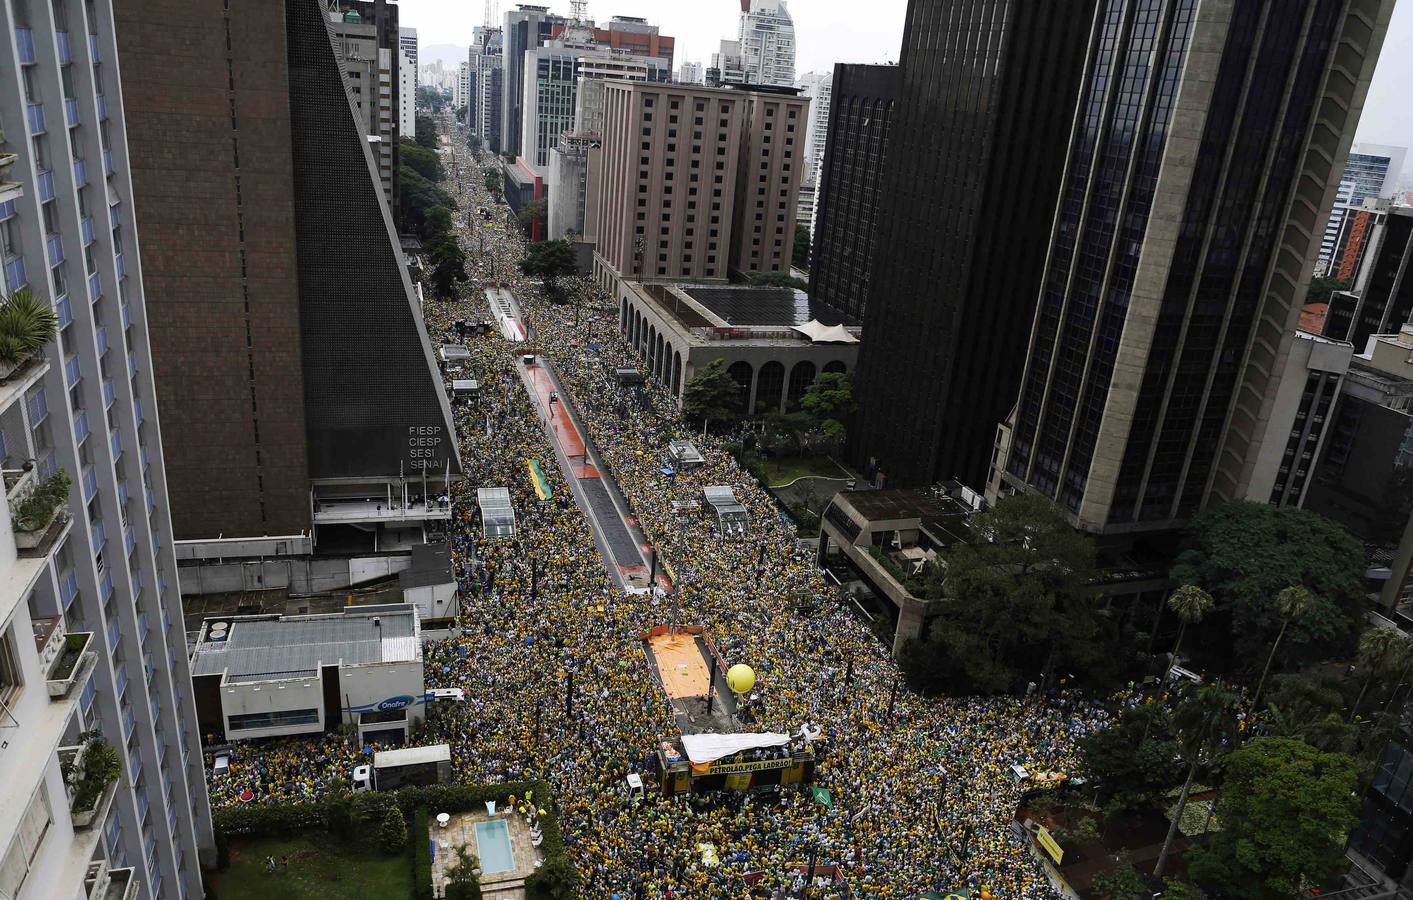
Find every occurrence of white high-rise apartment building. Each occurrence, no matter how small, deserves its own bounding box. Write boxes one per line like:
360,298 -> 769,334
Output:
0,1 -> 214,899
738,0 -> 794,87
398,27 -> 417,136
796,70 -> 831,231
455,60 -> 471,114
677,61 -> 703,84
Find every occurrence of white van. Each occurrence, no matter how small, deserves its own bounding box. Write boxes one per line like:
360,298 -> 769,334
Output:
352,764 -> 372,793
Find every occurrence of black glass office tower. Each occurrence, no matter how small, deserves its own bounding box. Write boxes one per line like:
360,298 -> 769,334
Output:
809,64 -> 898,322
997,0 -> 1394,534
850,0 -> 1100,489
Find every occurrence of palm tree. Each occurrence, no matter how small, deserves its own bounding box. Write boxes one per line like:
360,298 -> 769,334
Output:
1165,585 -> 1215,677
1154,683 -> 1240,878
1252,585 -> 1315,708
1350,627 -> 1403,723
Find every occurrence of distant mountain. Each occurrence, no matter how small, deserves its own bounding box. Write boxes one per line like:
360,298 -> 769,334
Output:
420,43 -> 468,67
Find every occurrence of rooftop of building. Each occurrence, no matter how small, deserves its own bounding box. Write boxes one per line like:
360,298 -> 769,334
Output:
679,284 -> 857,327
601,78 -> 804,99
191,603 -> 421,683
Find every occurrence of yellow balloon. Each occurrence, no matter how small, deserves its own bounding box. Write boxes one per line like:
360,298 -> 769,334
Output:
726,664 -> 756,694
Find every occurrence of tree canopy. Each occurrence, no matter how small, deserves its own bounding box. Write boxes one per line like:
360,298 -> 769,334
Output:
792,223 -> 811,269
1186,738 -> 1360,900
1080,704 -> 1181,815
399,139 -> 445,183
901,494 -> 1111,694
1306,275 -> 1352,304
799,372 -> 855,444
414,113 -> 439,149
682,360 -> 740,430
1170,502 -> 1363,673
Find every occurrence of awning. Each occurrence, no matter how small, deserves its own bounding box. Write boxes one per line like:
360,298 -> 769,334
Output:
791,319 -> 859,344
680,732 -> 792,765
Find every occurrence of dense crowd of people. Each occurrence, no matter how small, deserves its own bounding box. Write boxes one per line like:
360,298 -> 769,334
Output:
205,122 -> 1123,898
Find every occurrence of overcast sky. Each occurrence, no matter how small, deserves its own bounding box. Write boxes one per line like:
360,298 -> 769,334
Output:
404,0 -> 1413,171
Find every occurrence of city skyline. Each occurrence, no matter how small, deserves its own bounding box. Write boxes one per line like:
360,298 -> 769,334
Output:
406,0 -> 1413,178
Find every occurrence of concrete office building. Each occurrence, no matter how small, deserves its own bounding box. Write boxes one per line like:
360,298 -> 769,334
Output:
708,39 -> 744,87
808,63 -> 896,322
1323,204 -> 1413,350
501,4 -> 566,160
1317,143 -> 1407,276
613,282 -> 858,409
737,0 -> 794,87
547,78 -> 603,240
190,604 -> 425,745
114,0 -> 461,554
328,5 -> 398,206
454,60 -> 471,114
1,0 -> 216,897
590,81 -> 809,285
794,70 -> 831,230
851,0 -> 1099,491
399,26 -> 417,134
469,26 -> 503,151
994,0 -> 1395,536
551,15 -> 675,72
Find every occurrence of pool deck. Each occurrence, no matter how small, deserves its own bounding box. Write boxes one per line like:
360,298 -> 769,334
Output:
428,808 -> 544,899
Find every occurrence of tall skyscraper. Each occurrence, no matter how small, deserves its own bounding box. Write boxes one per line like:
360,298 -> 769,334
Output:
0,0 -> 214,897
1316,142 -> 1407,276
590,82 -> 808,282
470,27 -> 504,151
501,4 -> 565,160
114,0 -> 460,548
399,41 -> 417,136
328,3 -> 399,207
708,39 -> 744,86
809,64 -> 896,322
995,0 -> 1395,535
737,0 -> 795,87
399,24 -> 418,91
850,0 -> 1100,490
794,70 -> 832,232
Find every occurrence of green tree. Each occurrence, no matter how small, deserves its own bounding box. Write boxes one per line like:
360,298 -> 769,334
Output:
1350,626 -> 1406,723
746,270 -> 809,290
682,359 -> 740,432
1307,275 -> 1352,304
516,198 -> 548,233
1091,851 -> 1149,900
415,113 -> 439,149
525,854 -> 578,900
792,222 -> 811,269
1252,585 -> 1315,707
1263,673 -> 1356,753
1186,738 -> 1360,900
401,165 -> 456,235
905,494 -> 1105,693
415,85 -> 448,113
400,139 -> 446,183
1154,684 -> 1240,878
467,133 -> 483,152
519,240 -> 578,300
1165,584 -> 1214,676
1171,502 -> 1364,675
377,804 -> 406,854
483,168 -> 503,199
799,371 -> 856,445
1081,704 -> 1181,815
444,844 -> 482,900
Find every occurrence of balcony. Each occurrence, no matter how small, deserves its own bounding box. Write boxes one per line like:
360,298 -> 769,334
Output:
65,97 -> 80,128
102,148 -> 113,176
89,32 -> 101,62
65,353 -> 81,386
32,613 -> 63,669
26,102 -> 45,135
47,232 -> 63,266
37,167 -> 54,201
73,156 -> 87,187
12,468 -> 74,553
56,30 -> 71,64
85,861 -> 139,900
96,94 -> 107,122
45,628 -> 96,699
59,732 -> 120,829
102,377 -> 114,408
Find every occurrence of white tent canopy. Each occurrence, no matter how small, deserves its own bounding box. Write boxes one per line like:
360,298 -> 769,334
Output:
791,319 -> 859,344
680,732 -> 792,765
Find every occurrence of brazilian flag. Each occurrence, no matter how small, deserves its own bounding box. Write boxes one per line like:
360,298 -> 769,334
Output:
526,459 -> 553,500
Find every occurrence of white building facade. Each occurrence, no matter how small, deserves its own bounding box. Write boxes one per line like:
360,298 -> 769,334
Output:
0,1 -> 215,899
398,27 -> 418,140
677,60 -> 703,84
738,0 -> 795,87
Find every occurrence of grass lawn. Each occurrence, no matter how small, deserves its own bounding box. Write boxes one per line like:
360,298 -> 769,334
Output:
210,833 -> 411,900
761,455 -> 848,486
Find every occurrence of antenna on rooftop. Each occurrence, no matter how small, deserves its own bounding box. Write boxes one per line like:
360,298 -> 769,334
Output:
569,0 -> 588,24
483,0 -> 499,27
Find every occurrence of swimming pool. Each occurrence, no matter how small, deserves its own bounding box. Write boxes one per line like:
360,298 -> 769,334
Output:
474,819 -> 516,875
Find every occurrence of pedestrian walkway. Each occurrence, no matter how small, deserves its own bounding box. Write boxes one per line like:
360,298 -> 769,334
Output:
486,287 -> 525,341
519,355 -> 664,591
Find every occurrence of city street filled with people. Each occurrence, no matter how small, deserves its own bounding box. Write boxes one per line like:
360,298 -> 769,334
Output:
205,124 -> 1123,899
